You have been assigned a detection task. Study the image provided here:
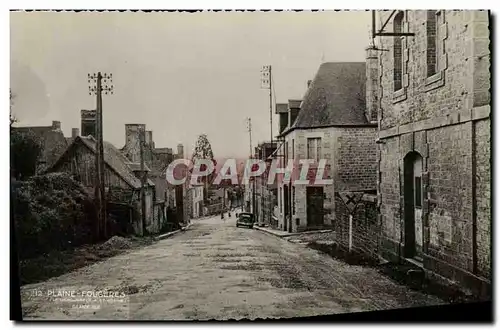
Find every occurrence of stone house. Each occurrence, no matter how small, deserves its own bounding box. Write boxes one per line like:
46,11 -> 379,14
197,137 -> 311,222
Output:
276,62 -> 378,233
48,135 -> 157,235
121,124 -> 180,227
253,141 -> 278,226
374,10 -> 491,297
190,184 -> 205,218
12,120 -> 69,174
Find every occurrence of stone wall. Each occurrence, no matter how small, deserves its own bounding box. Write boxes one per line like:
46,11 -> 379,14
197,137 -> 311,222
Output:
334,193 -> 379,261
376,10 -> 491,297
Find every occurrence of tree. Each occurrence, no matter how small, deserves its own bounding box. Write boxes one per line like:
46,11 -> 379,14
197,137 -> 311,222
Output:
10,89 -> 17,127
10,130 -> 42,180
191,134 -> 215,201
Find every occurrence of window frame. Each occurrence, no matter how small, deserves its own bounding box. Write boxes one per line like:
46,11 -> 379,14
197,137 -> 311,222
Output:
393,11 -> 404,92
424,10 -> 447,91
307,137 -> 321,163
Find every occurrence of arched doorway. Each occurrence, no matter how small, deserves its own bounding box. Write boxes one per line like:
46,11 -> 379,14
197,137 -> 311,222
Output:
403,152 -> 424,261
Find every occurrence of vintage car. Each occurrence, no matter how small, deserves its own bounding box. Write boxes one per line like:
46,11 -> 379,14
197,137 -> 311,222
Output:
236,212 -> 254,229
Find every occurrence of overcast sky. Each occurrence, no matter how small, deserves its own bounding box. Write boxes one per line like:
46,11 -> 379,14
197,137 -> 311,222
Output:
10,10 -> 371,158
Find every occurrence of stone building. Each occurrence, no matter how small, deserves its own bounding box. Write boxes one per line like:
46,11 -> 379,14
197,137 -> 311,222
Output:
12,120 -> 69,174
48,135 -> 157,236
120,124 -> 181,227
276,62 -> 378,233
253,142 -> 278,227
374,10 -> 491,297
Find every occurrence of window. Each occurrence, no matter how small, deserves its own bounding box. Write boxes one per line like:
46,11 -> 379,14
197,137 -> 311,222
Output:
414,176 -> 422,208
292,139 -> 295,161
426,10 -> 438,77
292,186 -> 296,215
393,11 -> 404,91
307,137 -> 321,162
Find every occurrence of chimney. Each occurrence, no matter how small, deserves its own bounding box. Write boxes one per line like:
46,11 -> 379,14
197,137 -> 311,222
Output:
307,80 -> 312,88
81,109 -> 96,137
177,143 -> 184,159
125,124 -> 146,163
276,103 -> 289,134
365,46 -> 379,123
146,131 -> 155,148
288,99 -> 301,127
52,120 -> 61,130
72,128 -> 79,138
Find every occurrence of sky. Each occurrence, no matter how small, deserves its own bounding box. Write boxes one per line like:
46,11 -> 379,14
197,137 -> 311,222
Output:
10,10 -> 371,158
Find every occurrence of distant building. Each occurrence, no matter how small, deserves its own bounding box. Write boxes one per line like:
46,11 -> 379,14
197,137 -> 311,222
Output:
252,142 -> 278,227
12,120 -> 69,174
81,109 -> 96,137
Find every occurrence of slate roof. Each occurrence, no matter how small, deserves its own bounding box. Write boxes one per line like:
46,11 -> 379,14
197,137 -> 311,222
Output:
12,125 -> 68,170
49,136 -> 155,189
285,62 -> 371,134
153,147 -> 173,154
81,137 -> 155,189
126,162 -> 152,172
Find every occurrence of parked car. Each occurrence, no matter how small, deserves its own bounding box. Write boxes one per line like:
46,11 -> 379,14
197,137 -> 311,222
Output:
236,212 -> 254,229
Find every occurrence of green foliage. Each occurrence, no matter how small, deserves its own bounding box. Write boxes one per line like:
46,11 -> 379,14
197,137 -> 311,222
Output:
192,134 -> 214,161
12,172 -> 96,259
191,134 -> 216,199
10,129 -> 42,180
10,89 -> 17,126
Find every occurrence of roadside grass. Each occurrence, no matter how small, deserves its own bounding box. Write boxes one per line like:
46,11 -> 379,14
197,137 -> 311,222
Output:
18,236 -> 158,285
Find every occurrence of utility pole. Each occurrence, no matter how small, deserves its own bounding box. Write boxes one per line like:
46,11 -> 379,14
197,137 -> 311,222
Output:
269,66 -> 273,144
139,126 -> 147,236
246,118 -> 252,157
261,65 -> 273,144
88,72 -> 113,239
246,118 -> 256,215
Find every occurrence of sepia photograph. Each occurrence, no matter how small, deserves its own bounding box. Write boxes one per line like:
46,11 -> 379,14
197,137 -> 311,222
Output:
8,4 -> 493,322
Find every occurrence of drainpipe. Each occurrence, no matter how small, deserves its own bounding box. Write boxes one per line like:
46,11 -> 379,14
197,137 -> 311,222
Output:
349,214 -> 353,252
471,122 -> 478,274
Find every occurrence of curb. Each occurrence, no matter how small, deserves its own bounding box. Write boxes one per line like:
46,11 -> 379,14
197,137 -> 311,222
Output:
254,226 -> 333,238
157,223 -> 192,240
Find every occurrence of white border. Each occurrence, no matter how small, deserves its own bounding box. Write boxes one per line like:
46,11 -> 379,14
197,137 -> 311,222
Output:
2,1 -> 498,329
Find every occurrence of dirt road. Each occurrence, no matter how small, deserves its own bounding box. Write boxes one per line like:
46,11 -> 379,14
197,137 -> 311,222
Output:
20,214 -> 442,320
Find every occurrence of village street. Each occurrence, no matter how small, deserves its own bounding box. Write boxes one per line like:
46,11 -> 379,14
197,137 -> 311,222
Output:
20,213 -> 443,321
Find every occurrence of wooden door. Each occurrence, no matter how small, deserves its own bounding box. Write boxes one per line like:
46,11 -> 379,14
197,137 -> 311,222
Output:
306,187 -> 324,227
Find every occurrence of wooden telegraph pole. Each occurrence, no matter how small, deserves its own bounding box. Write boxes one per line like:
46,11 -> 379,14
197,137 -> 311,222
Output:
269,66 -> 273,144
88,72 -> 113,239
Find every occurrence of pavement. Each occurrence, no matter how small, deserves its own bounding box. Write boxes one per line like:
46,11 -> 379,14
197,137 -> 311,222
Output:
20,214 -> 443,320
254,226 -> 333,238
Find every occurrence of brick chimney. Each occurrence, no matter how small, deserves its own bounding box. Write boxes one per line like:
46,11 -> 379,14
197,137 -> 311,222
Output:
177,143 -> 184,159
365,46 -> 379,123
52,120 -> 61,130
288,99 -> 301,127
124,124 -> 145,163
71,128 -> 79,138
146,131 -> 155,148
81,109 -> 96,137
275,103 -> 289,134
